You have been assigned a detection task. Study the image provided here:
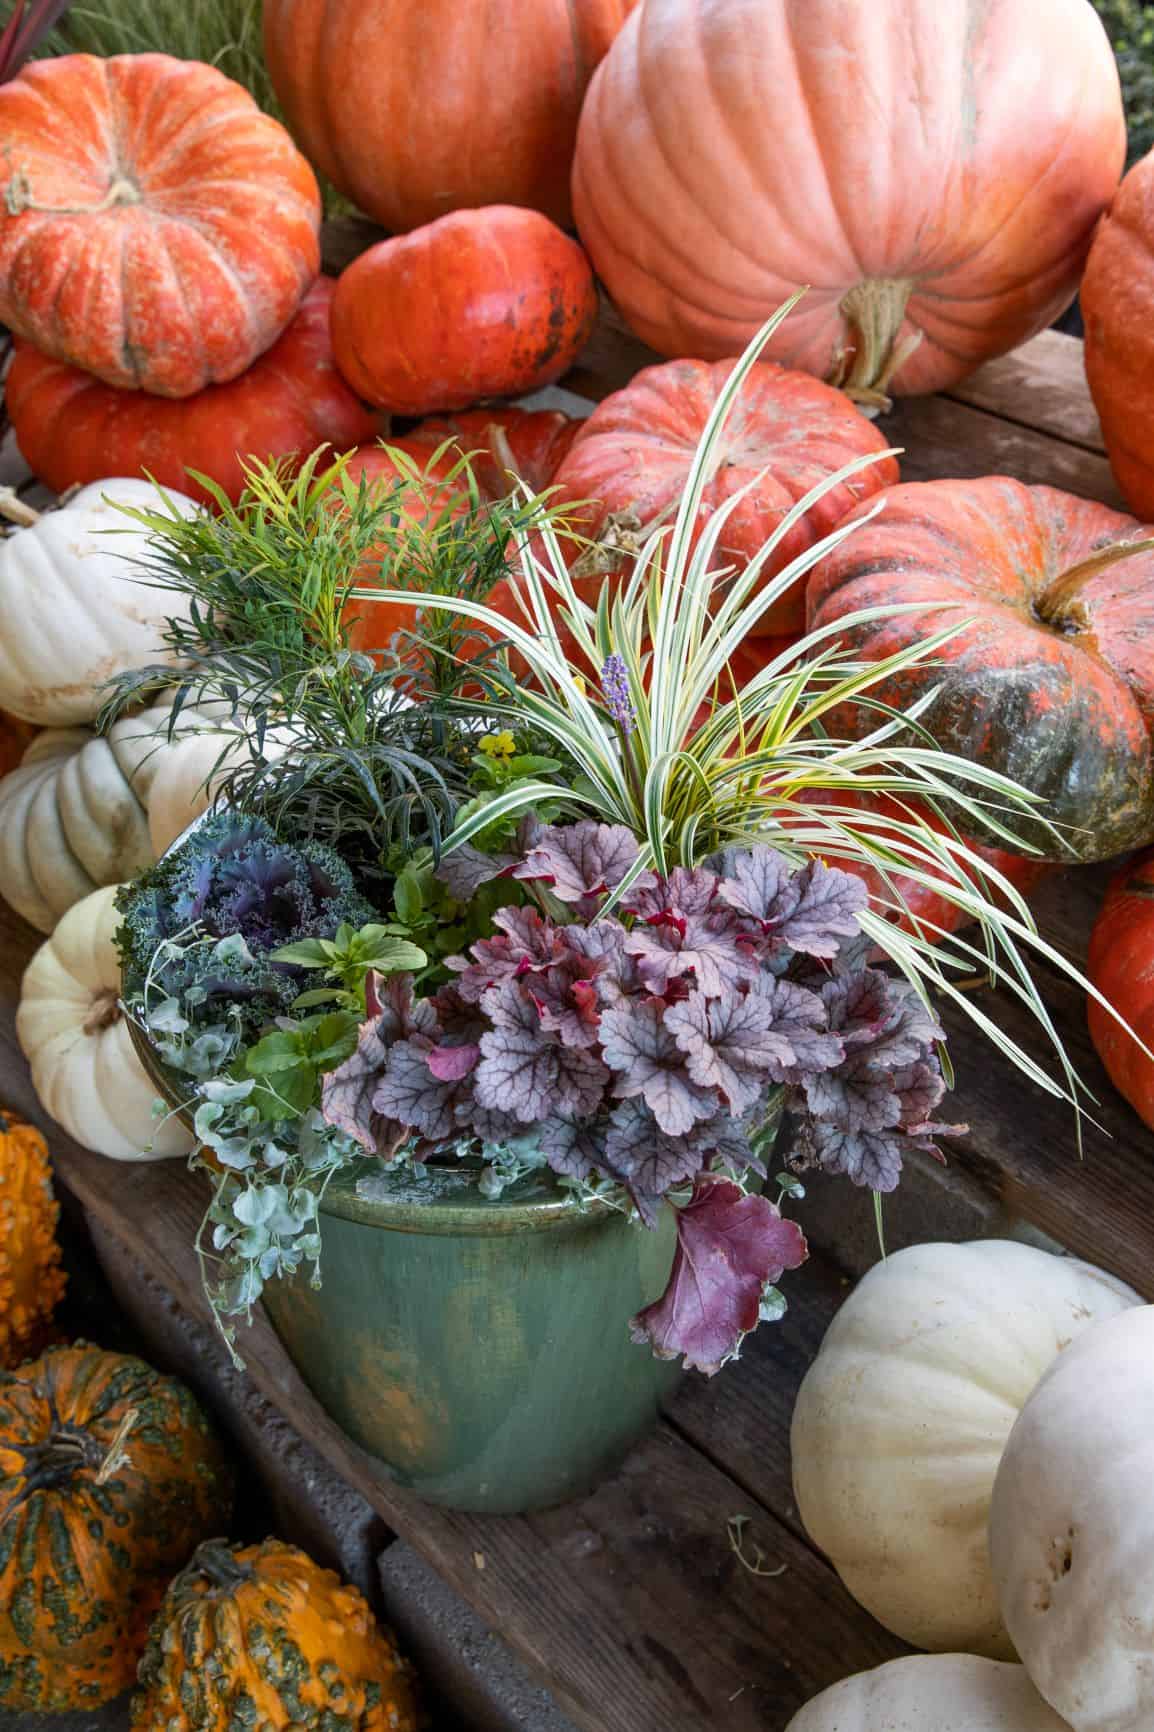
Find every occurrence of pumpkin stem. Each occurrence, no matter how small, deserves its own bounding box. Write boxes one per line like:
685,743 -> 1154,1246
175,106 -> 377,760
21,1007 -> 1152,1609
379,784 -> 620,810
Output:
82,990 -> 122,1037
94,1406 -> 138,1484
0,486 -> 41,528
191,1538 -> 253,1592
832,278 -> 922,413
4,169 -> 143,218
1036,534 -> 1154,625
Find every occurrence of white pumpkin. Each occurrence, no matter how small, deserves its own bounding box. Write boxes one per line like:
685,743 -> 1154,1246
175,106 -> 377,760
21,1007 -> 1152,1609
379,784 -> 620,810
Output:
790,1240 -> 1141,1658
990,1305 -> 1154,1732
784,1656 -> 1072,1732
16,885 -> 192,1162
0,479 -> 198,725
145,708 -> 289,858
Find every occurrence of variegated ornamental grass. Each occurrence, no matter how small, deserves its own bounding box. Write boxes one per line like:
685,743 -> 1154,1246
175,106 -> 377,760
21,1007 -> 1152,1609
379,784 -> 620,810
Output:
356,294 -> 1137,1125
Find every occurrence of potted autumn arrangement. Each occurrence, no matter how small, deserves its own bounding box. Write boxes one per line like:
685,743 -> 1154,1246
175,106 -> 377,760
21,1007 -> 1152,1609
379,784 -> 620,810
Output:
111,313 -> 1101,1514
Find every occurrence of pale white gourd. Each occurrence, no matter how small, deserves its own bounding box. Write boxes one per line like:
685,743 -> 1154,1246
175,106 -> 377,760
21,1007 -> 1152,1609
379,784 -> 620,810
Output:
989,1305 -> 1154,1732
784,1655 -> 1072,1732
145,708 -> 291,858
790,1240 -> 1140,1657
16,885 -> 192,1162
0,479 -> 197,724
0,703 -> 174,931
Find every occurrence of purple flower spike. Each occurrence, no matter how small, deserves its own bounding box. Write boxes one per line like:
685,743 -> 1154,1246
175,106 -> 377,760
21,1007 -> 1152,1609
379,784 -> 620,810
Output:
600,654 -> 636,735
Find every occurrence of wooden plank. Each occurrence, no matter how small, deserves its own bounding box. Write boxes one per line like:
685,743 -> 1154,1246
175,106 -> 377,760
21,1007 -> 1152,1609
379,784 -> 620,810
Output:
946,330 -> 1107,456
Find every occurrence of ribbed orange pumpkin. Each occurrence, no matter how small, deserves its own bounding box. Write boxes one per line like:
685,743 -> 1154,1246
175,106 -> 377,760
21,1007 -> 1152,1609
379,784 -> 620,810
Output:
263,0 -> 635,231
549,356 -> 899,634
0,54 -> 321,397
573,0 -> 1124,400
807,477 -> 1154,861
131,1538 -> 421,1732
1088,850 -> 1154,1130
332,207 -> 598,416
7,280 -> 377,507
0,1344 -> 233,1710
1084,151 -> 1154,519
0,1110 -> 65,1369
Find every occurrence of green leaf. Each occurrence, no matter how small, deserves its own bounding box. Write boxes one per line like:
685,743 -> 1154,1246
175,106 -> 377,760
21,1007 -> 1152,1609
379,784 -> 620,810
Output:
270,938 -> 333,968
360,938 -> 428,976
245,1031 -> 307,1076
393,870 -> 425,925
290,987 -> 341,1010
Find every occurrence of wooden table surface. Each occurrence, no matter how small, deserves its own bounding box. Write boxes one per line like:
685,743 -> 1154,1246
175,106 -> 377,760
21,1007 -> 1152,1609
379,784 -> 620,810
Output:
3,273 -> 1153,1732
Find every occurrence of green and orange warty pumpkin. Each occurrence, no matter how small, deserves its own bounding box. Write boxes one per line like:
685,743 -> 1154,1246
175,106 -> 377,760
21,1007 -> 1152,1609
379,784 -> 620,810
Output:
0,1110 -> 65,1370
131,1538 -> 421,1732
0,1344 -> 233,1710
807,476 -> 1154,861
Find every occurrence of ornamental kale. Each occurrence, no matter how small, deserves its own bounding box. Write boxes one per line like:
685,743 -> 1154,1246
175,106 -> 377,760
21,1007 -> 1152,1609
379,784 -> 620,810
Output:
320,820 -> 964,1373
117,813 -> 379,1026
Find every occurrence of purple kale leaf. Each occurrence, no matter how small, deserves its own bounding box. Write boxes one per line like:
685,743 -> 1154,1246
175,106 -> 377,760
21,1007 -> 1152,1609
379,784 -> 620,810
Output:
474,979 -> 609,1123
665,978 -> 840,1114
630,1176 -> 808,1374
718,848 -> 867,958
513,820 -> 648,908
599,998 -> 715,1135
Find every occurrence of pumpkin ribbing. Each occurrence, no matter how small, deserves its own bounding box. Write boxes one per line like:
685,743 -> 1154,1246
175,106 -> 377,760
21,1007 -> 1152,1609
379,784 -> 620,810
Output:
0,1111 -> 65,1370
0,1344 -> 232,1711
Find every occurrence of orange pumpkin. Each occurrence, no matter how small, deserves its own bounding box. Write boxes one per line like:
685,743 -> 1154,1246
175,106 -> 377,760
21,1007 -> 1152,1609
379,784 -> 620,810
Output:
410,407 -> 580,499
1088,850 -> 1154,1130
0,1109 -> 66,1369
1084,151 -> 1154,519
0,53 -> 321,397
572,0 -> 1124,400
549,356 -> 899,634
7,280 -> 377,507
0,1343 -> 233,1710
263,0 -> 635,231
331,207 -> 598,415
807,477 -> 1154,862
132,1537 -> 421,1732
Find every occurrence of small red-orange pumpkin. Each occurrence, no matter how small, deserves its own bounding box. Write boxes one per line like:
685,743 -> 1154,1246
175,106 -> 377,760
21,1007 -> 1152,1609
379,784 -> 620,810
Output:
263,0 -> 636,231
410,407 -> 581,500
1083,151 -> 1154,520
0,53 -> 321,397
549,356 -> 899,635
331,207 -> 598,416
573,0 -> 1124,399
807,477 -> 1154,862
7,281 -> 377,507
1088,851 -> 1154,1130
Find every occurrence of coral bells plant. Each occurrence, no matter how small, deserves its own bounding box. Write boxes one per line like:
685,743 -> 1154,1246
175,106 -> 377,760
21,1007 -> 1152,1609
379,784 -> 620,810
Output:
322,820 -> 955,1370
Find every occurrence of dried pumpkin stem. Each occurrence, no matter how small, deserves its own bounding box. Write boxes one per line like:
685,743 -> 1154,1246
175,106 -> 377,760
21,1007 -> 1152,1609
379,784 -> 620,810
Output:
94,1406 -> 138,1484
833,277 -> 922,411
1036,534 -> 1154,621
5,169 -> 142,218
0,486 -> 41,528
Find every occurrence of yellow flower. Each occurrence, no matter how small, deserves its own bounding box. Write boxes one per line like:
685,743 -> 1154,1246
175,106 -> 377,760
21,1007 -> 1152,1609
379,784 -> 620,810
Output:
479,729 -> 517,760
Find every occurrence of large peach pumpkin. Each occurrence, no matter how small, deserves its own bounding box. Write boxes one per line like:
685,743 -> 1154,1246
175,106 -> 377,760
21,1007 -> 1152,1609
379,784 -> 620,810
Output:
1084,151 -> 1154,519
572,0 -> 1125,401
263,0 -> 636,232
7,281 -> 376,507
0,54 -> 321,397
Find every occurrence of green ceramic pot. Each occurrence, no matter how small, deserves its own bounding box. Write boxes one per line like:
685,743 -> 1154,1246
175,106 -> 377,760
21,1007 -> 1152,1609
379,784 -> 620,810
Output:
261,1163 -> 684,1513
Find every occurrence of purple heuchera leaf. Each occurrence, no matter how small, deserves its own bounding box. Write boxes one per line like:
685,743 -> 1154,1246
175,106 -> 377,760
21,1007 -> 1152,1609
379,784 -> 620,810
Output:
374,1039 -> 463,1141
321,1018 -> 392,1154
525,957 -> 603,1048
665,979 -> 840,1113
513,820 -> 646,906
719,851 -> 867,958
630,1176 -> 808,1374
625,909 -> 756,997
371,972 -> 438,1042
599,999 -> 715,1135
603,1099 -> 705,1206
448,906 -> 558,1003
475,979 -> 609,1123
539,1114 -> 607,1180
427,1043 -> 481,1082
